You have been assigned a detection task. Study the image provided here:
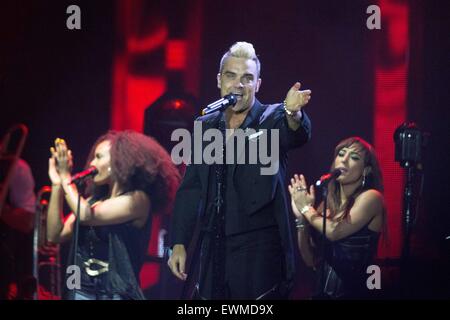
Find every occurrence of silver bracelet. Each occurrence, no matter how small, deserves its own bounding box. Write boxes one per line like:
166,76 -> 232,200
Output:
283,100 -> 297,117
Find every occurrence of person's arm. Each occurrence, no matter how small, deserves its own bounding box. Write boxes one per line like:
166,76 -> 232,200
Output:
46,146 -> 74,243
61,182 -> 150,226
301,190 -> 384,241
168,161 -> 202,281
1,206 -> 34,233
168,244 -> 188,281
289,179 -> 316,267
272,82 -> 312,151
3,159 -> 36,233
169,125 -> 206,249
48,185 -> 150,242
295,216 -> 316,268
53,138 -> 150,227
289,173 -> 384,241
283,82 -> 311,131
46,183 -> 65,243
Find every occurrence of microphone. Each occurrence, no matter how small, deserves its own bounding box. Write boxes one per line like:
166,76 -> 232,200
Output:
201,94 -> 237,115
315,169 -> 342,187
70,166 -> 98,184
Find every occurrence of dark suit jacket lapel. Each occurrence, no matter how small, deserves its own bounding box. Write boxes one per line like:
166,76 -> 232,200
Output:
240,99 -> 265,129
231,100 -> 266,177
198,112 -> 222,189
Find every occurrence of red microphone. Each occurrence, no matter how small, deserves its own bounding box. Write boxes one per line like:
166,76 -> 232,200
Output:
315,169 -> 342,187
70,166 -> 98,184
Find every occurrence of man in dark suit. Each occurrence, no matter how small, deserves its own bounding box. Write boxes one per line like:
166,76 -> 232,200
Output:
168,41 -> 312,299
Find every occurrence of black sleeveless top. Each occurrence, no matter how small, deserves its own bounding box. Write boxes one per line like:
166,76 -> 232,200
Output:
76,199 -> 152,300
314,223 -> 380,299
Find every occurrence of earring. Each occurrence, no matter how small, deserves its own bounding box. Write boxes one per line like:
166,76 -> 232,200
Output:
108,167 -> 111,172
362,174 -> 366,187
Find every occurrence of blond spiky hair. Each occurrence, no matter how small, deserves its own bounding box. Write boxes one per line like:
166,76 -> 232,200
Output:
219,41 -> 261,77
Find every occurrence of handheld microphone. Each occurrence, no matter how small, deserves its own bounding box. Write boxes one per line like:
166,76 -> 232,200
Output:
315,169 -> 342,187
201,94 -> 237,115
70,166 -> 98,184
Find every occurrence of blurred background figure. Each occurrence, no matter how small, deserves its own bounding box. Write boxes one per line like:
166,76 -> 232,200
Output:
0,124 -> 36,299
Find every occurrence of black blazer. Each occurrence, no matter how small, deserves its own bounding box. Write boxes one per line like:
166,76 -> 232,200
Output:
170,99 -> 312,282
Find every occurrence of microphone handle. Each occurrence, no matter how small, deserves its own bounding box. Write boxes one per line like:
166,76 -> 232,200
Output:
207,98 -> 227,109
202,95 -> 236,115
202,101 -> 228,115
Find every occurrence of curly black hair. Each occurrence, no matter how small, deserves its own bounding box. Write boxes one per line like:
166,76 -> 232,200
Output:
84,130 -> 180,214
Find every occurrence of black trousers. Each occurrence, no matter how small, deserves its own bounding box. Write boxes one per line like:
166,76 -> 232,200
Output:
0,224 -> 33,300
196,226 -> 289,300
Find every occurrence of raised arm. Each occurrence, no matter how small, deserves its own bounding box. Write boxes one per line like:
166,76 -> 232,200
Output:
302,189 -> 383,241
289,178 -> 316,267
290,174 -> 384,242
283,82 -> 311,131
46,141 -> 72,243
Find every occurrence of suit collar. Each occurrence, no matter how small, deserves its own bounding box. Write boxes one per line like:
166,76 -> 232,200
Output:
240,99 -> 265,130
200,98 -> 265,130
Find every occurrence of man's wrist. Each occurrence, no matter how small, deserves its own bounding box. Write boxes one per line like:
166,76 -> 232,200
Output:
283,101 -> 302,120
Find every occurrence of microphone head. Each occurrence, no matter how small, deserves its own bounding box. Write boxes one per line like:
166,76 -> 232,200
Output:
315,168 -> 342,187
88,166 -> 99,175
224,94 -> 237,106
202,94 -> 237,115
331,168 -> 342,178
70,166 -> 98,184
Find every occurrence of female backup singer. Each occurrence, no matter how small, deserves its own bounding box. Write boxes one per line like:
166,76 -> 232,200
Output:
289,137 -> 386,299
46,131 -> 180,300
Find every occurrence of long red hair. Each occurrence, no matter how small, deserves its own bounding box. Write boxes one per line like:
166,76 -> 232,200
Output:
324,137 -> 384,221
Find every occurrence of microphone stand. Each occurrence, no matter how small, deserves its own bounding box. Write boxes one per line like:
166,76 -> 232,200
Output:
181,118 -> 227,300
65,180 -> 83,300
205,118 -> 227,299
319,184 -> 329,299
32,196 -> 43,300
400,162 -> 417,297
314,170 -> 340,299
